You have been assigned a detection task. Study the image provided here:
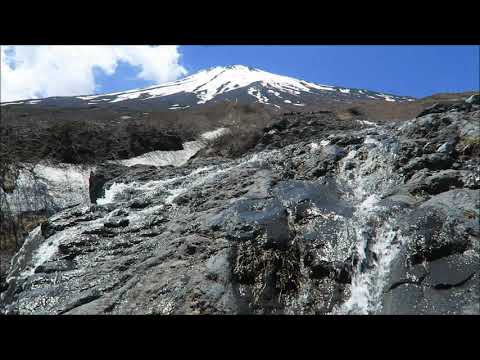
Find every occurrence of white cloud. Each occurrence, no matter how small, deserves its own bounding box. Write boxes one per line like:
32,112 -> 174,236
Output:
0,45 -> 187,102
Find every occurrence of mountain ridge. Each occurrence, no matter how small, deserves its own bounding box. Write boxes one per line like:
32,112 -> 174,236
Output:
0,65 -> 416,110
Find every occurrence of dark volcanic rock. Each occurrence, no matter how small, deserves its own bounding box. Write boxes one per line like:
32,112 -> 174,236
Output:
402,153 -> 454,177
89,164 -> 128,203
382,189 -> 479,314
1,99 -> 479,315
405,169 -> 466,195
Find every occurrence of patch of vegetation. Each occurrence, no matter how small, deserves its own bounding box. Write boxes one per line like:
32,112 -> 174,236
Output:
463,136 -> 480,146
201,127 -> 263,158
464,210 -> 477,219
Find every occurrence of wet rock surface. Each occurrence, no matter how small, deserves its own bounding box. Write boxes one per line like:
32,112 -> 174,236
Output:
1,97 -> 479,314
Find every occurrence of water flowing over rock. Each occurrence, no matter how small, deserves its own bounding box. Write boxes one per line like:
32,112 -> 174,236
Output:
1,98 -> 478,314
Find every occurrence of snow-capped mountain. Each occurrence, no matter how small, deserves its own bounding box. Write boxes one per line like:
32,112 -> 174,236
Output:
1,65 -> 415,110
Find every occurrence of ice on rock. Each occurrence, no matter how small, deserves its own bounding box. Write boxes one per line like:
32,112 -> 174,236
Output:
1,163 -> 91,215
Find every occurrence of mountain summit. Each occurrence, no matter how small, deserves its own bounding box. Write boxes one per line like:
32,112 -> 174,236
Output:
1,65 -> 415,110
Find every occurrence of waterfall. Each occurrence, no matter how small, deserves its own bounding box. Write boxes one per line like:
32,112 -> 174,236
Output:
332,130 -> 408,314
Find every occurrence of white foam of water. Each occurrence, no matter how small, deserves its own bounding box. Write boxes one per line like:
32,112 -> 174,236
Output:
358,194 -> 380,213
338,222 -> 404,314
6,226 -> 43,281
309,140 -> 332,153
309,143 -> 320,152
357,120 -> 378,127
201,127 -> 229,140
96,165 -> 216,206
98,148 -> 276,208
24,217 -> 107,279
364,136 -> 380,146
10,211 -> 108,281
332,131 -> 406,314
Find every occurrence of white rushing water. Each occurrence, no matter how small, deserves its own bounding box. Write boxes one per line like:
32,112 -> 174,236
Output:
99,128 -> 408,315
4,119 -> 415,315
97,148 -> 275,208
332,130 -> 407,314
8,206 -> 109,282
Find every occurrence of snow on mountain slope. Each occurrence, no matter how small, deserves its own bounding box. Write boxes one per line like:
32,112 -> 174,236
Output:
0,65 -> 416,109
112,128 -> 229,168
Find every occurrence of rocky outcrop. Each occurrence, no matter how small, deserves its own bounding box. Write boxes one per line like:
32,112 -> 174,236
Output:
1,98 -> 478,314
417,95 -> 479,117
383,190 -> 480,314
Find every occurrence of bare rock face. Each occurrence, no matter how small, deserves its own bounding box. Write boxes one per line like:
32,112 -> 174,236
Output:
383,189 -> 480,314
1,98 -> 478,314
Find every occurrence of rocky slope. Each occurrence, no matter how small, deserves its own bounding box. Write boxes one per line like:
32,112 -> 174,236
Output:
1,94 -> 478,314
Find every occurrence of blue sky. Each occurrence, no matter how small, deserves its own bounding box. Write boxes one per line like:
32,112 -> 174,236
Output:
97,45 -> 479,98
1,45 -> 478,102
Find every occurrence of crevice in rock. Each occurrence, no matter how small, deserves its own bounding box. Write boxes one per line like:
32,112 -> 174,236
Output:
58,290 -> 102,314
410,241 -> 471,266
387,272 -> 428,292
432,272 -> 476,290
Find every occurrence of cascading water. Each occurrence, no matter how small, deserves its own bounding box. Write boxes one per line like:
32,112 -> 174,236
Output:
331,130 -> 409,314
95,127 -> 411,315
97,149 -> 277,208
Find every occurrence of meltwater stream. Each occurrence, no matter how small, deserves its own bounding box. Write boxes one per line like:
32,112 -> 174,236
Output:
331,132 -> 408,314
97,149 -> 276,208
96,128 -> 410,314
4,124 -> 417,314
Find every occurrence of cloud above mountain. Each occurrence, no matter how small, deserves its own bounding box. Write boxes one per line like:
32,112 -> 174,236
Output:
0,45 -> 187,102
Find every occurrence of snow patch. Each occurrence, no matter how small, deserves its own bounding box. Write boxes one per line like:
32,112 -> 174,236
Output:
1,101 -> 25,106
378,94 -> 396,102
247,87 -> 269,104
169,104 -> 190,110
357,119 -> 378,127
115,128 -> 229,168
1,163 -> 91,215
465,94 -> 478,104
76,65 -> 342,105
